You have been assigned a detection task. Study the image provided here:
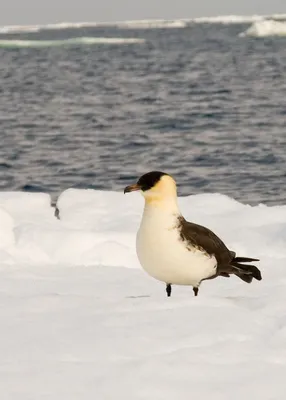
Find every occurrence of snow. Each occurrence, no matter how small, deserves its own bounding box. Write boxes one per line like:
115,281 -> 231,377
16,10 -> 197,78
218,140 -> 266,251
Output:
2,13 -> 286,34
114,19 -> 188,29
0,19 -> 188,33
0,189 -> 286,399
240,20 -> 286,37
192,14 -> 264,24
0,37 -> 145,48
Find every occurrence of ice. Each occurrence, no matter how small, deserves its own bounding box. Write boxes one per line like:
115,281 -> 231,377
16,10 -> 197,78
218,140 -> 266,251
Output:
2,188 -> 281,268
0,188 -> 286,399
193,14 -> 264,24
270,13 -> 286,21
0,37 -> 145,48
0,24 -> 41,33
0,20 -> 187,34
0,207 -> 14,248
114,19 -> 188,29
0,22 -> 99,33
240,20 -> 286,37
2,13 -> 286,34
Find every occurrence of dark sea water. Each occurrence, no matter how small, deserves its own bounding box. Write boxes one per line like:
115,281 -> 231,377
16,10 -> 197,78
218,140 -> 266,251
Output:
1,24 -> 286,205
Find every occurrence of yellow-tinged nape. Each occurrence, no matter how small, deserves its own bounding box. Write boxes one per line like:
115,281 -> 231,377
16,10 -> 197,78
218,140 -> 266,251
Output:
142,174 -> 178,206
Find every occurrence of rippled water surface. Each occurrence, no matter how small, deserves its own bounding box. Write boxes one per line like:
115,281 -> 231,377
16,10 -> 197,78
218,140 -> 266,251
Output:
1,24 -> 286,205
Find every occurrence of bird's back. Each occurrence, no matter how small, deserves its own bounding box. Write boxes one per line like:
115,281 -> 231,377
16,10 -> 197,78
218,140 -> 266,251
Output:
178,217 -> 233,267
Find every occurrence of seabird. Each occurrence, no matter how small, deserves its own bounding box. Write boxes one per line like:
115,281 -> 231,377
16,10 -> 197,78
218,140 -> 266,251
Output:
124,171 -> 262,297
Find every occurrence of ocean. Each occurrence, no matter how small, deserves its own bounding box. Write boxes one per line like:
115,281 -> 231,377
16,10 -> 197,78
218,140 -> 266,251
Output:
1,17 -> 286,205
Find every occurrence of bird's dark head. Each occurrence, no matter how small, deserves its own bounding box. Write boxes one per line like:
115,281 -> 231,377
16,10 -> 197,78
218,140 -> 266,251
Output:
124,171 -> 177,203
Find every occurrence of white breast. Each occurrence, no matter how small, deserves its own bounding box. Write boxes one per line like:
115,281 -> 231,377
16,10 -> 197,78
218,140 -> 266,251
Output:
136,207 -> 217,287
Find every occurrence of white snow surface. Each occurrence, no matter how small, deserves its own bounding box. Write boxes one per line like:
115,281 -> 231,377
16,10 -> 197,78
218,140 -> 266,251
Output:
240,20 -> 286,37
0,189 -> 286,399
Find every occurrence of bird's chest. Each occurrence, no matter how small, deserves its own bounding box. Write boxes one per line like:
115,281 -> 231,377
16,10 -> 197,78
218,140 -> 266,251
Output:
137,217 -> 183,264
136,213 -> 216,285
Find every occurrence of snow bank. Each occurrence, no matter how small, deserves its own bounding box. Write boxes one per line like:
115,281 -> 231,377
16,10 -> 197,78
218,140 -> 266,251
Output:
240,20 -> 286,37
0,19 -> 187,34
0,22 -> 100,33
0,37 -> 145,48
115,19 -> 187,29
0,207 -> 14,249
2,14 -> 286,34
193,14 -> 264,24
1,188 -> 286,399
0,188 -> 285,268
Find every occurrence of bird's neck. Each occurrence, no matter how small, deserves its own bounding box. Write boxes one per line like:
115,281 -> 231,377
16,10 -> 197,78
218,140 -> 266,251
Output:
143,196 -> 181,219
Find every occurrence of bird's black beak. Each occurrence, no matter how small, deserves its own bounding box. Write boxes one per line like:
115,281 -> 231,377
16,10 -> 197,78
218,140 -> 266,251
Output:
124,183 -> 141,194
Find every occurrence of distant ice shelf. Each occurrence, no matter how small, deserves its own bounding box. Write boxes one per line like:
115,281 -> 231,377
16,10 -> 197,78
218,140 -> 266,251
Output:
1,13 -> 286,34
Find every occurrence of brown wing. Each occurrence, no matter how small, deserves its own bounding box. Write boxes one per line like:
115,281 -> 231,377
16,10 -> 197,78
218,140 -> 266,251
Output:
179,217 -> 233,267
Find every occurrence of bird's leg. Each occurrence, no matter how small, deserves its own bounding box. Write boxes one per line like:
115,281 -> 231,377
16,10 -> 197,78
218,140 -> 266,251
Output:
166,283 -> 172,297
193,287 -> 199,297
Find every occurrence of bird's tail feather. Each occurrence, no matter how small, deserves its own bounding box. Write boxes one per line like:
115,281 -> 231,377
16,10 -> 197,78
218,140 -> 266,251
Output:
233,256 -> 259,263
236,273 -> 253,284
231,256 -> 262,283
